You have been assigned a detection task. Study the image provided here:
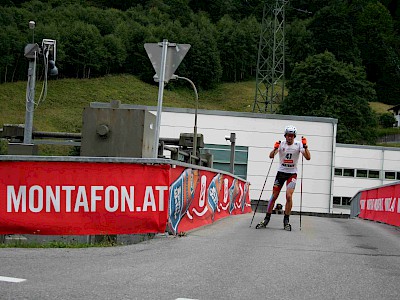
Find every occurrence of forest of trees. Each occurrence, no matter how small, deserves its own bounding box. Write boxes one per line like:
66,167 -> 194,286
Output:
0,0 -> 399,143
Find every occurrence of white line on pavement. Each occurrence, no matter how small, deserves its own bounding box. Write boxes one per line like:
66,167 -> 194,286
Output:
0,276 -> 26,283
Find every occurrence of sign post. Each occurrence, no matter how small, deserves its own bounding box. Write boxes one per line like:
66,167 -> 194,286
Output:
144,41 -> 191,158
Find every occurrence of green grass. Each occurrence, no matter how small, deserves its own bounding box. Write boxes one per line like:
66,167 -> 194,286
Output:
369,102 -> 393,114
0,74 -> 257,133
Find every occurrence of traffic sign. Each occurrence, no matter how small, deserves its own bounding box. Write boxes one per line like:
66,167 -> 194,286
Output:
144,42 -> 191,83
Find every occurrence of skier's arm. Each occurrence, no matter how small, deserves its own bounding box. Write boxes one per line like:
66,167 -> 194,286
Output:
269,141 -> 280,159
301,137 -> 311,160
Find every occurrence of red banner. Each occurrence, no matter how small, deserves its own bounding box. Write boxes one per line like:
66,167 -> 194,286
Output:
0,161 -> 170,235
167,166 -> 251,234
359,183 -> 400,227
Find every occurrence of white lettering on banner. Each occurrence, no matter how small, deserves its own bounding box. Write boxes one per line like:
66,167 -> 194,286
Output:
360,200 -> 366,210
384,197 -> 394,212
29,185 -> 43,212
46,186 -> 60,212
192,175 -> 208,217
143,186 -> 156,211
7,186 -> 27,212
91,186 -> 103,212
374,198 -> 384,211
75,186 -> 89,212
6,185 -> 166,213
156,186 -> 167,211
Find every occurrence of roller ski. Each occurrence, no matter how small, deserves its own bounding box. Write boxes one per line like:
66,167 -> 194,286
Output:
255,217 -> 270,229
283,215 -> 292,231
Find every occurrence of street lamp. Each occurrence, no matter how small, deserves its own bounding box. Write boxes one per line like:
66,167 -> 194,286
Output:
172,75 -> 199,164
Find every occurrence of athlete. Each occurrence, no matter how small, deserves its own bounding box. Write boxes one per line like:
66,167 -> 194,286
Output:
256,125 -> 311,230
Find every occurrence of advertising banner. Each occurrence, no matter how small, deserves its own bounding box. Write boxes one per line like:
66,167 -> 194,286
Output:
359,183 -> 400,227
0,161 -> 170,235
168,166 -> 251,235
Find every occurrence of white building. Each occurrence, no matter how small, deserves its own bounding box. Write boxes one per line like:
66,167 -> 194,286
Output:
388,104 -> 400,127
95,103 -> 400,215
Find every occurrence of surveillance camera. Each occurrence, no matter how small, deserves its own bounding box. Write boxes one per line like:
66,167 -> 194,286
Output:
29,21 -> 35,30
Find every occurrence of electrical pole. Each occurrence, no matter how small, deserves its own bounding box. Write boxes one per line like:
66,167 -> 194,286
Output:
253,0 -> 287,114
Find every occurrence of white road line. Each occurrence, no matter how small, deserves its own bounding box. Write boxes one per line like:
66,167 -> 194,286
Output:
175,298 -> 198,300
0,276 -> 26,283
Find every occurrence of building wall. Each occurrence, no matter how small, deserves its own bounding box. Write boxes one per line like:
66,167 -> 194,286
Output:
333,144 -> 400,213
152,107 -> 337,214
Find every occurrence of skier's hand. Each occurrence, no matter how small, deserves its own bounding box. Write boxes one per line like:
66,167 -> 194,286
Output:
302,136 -> 308,148
274,141 -> 281,149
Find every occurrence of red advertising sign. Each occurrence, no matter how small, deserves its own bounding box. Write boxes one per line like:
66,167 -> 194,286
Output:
167,166 -> 251,234
0,161 -> 170,235
359,183 -> 400,227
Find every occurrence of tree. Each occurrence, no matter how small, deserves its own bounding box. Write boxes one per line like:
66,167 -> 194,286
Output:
60,21 -> 106,78
280,51 -> 377,144
307,2 -> 361,66
353,1 -> 400,104
379,113 -> 396,128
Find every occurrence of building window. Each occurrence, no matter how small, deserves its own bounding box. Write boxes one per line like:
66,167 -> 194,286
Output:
368,170 -> 380,179
356,169 -> 368,178
385,171 -> 396,180
334,168 -> 343,176
397,172 -> 400,180
333,196 -> 341,205
342,197 -> 351,206
333,196 -> 351,206
201,144 -> 248,180
343,169 -> 355,177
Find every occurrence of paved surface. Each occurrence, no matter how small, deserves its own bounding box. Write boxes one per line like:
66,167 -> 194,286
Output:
1,214 -> 400,300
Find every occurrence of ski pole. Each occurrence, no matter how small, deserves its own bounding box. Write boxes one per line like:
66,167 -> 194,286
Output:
249,157 -> 274,227
300,155 -> 304,231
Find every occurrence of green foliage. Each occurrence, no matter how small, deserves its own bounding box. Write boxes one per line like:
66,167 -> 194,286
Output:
378,112 -> 396,128
280,51 -> 378,144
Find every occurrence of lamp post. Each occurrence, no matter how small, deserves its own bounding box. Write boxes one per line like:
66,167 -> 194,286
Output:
173,75 -> 199,164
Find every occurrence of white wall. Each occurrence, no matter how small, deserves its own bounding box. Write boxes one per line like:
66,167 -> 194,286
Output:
155,107 -> 337,214
333,144 -> 400,211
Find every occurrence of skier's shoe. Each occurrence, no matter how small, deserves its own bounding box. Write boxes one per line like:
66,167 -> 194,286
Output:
284,223 -> 292,231
255,217 -> 270,229
283,216 -> 291,231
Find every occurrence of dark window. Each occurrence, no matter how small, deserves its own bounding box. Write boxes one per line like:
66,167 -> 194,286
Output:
342,197 -> 351,206
397,172 -> 400,180
333,197 -> 341,205
343,169 -> 355,177
356,170 -> 368,178
368,170 -> 380,179
334,168 -> 342,176
385,172 -> 396,180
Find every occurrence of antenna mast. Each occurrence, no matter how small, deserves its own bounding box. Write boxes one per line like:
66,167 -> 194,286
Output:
253,0 -> 287,114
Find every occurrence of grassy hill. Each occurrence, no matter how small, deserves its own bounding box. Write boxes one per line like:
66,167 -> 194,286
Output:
0,74 -> 256,133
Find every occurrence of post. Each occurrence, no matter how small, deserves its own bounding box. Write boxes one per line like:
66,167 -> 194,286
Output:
23,59 -> 37,144
174,76 -> 199,164
153,39 -> 169,158
229,133 -> 236,174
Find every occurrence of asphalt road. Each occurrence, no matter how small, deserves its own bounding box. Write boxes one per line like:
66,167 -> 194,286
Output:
1,214 -> 400,300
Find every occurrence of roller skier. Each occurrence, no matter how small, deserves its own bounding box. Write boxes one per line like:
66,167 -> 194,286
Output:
256,125 -> 311,231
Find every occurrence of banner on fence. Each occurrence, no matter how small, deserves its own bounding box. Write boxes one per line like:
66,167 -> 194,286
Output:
359,183 -> 400,227
168,166 -> 251,235
0,161 -> 170,235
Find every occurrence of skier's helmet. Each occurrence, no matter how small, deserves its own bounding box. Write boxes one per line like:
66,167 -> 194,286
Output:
284,125 -> 297,137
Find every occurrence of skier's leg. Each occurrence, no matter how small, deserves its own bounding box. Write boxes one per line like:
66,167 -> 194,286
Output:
284,174 -> 297,230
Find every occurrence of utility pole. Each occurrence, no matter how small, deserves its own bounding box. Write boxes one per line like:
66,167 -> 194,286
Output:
253,0 -> 287,114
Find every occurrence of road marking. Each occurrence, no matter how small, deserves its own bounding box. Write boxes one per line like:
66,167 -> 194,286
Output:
0,276 -> 26,283
175,298 -> 198,300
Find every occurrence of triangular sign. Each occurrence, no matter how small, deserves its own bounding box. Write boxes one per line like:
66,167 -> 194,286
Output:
144,42 -> 191,83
